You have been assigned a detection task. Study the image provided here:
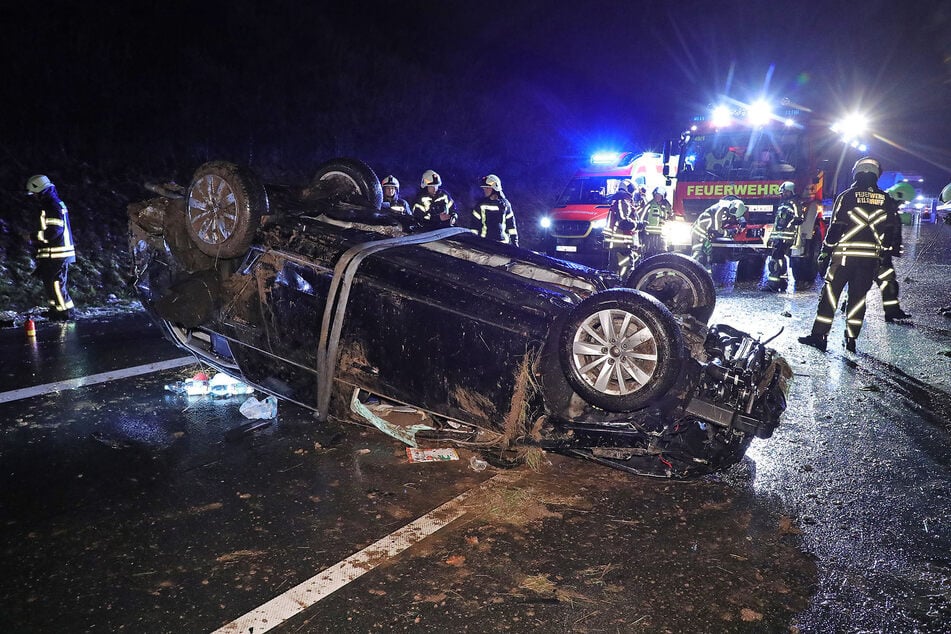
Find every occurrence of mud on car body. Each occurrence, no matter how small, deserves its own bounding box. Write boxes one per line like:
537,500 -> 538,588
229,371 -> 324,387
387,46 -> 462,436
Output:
129,158 -> 791,478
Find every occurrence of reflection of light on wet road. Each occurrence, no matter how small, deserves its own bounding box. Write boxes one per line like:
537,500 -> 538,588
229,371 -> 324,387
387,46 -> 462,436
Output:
0,357 -> 193,404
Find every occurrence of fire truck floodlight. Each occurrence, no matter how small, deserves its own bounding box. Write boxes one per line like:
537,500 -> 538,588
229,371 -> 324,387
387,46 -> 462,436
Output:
747,100 -> 773,127
591,152 -> 621,165
831,113 -> 868,142
711,105 -> 731,128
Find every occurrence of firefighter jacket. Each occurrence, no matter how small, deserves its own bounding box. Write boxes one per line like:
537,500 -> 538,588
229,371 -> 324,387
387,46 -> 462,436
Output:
881,196 -> 903,254
603,190 -> 636,249
770,198 -> 802,244
412,189 -> 456,229
470,194 -> 518,246
641,198 -> 672,235
691,199 -> 737,243
383,195 -> 412,216
34,187 -> 76,264
823,182 -> 887,261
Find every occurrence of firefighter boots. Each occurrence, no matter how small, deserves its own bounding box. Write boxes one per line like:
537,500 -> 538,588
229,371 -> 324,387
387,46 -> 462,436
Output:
798,334 -> 828,352
844,337 -> 857,353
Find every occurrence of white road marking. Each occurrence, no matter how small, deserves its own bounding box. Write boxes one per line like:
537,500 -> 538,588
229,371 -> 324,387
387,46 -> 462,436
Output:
0,356 -> 196,404
212,473 -> 507,634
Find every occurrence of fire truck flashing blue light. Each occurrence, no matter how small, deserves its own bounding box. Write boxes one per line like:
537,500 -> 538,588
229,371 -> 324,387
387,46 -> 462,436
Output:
539,216 -> 552,229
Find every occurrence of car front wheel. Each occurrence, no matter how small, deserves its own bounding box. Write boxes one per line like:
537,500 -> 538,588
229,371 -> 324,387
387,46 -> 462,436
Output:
559,289 -> 684,412
624,252 -> 716,323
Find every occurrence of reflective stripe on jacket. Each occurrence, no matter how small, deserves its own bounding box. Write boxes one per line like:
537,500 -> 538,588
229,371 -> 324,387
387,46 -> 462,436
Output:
35,194 -> 76,262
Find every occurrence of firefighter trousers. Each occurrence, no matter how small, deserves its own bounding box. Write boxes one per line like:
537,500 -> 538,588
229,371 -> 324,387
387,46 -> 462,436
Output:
766,240 -> 791,289
809,257 -> 878,339
35,259 -> 75,317
641,232 -> 665,257
876,255 -> 903,316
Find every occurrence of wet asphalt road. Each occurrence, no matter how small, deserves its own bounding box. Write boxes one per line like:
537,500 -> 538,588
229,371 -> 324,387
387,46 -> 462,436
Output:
1,222 -> 949,633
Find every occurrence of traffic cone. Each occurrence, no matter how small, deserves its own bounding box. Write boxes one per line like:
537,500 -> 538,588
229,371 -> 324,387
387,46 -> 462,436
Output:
25,318 -> 36,337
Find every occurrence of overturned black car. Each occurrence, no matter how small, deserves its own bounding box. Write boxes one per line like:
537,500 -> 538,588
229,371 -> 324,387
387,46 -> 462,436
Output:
129,158 -> 791,478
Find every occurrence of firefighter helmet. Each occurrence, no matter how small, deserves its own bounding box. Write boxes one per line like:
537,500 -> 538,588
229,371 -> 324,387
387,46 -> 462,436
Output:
381,175 -> 400,190
26,174 -> 53,195
941,182 -> 951,204
652,186 -> 667,197
480,174 -> 502,192
731,200 -> 747,218
780,181 -> 796,197
851,157 -> 882,180
420,169 -> 441,188
619,179 -> 633,193
886,182 -> 915,203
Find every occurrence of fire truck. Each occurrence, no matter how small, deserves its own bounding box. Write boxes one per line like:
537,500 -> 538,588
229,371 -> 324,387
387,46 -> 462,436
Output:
541,100 -> 830,281
660,100 -> 829,280
540,151 -> 671,270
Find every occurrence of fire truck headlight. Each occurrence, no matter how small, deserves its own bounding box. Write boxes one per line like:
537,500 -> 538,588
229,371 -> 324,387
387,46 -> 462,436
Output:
539,216 -> 552,229
662,221 -> 692,246
590,218 -> 607,230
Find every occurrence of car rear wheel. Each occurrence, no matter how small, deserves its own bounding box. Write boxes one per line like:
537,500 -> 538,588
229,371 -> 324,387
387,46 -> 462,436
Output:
560,289 -> 684,412
624,253 -> 716,323
309,158 -> 383,210
185,161 -> 267,258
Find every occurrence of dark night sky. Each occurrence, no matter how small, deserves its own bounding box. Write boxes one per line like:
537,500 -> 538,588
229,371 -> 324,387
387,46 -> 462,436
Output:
2,0 -> 950,193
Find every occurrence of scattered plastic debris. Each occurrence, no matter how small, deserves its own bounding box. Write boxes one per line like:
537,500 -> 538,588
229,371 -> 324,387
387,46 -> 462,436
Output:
208,372 -> 254,398
406,447 -> 459,463
164,377 -> 209,396
239,395 -> 278,420
468,455 -> 488,471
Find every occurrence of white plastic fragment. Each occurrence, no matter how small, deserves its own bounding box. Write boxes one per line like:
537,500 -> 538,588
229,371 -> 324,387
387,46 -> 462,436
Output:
240,395 -> 278,419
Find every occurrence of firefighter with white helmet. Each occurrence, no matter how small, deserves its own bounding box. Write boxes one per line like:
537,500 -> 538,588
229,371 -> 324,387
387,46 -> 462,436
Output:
470,174 -> 519,247
690,197 -> 746,269
412,169 -> 456,229
877,182 -> 914,321
28,174 -> 77,320
603,179 -> 638,277
639,185 -> 672,256
380,175 -> 411,217
799,157 -> 888,353
765,180 -> 803,292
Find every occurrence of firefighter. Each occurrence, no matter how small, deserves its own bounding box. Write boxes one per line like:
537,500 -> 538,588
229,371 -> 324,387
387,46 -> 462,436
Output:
640,186 -> 672,256
879,182 -> 914,322
939,182 -> 951,318
798,157 -> 888,353
764,181 -> 803,292
381,175 -> 411,216
691,197 -> 746,269
603,179 -> 638,278
412,169 -> 457,230
470,174 -> 519,247
28,174 -> 77,320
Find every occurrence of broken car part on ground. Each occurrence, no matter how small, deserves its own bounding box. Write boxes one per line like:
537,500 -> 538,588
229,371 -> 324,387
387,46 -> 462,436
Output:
128,158 -> 791,478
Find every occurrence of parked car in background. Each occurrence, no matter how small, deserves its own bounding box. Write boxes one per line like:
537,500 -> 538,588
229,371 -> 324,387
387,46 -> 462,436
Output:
129,158 -> 791,478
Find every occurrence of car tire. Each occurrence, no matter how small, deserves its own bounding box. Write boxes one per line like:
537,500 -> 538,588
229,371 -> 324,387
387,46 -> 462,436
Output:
624,253 -> 716,323
559,289 -> 684,413
185,161 -> 267,258
310,158 -> 383,210
162,197 -> 217,272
